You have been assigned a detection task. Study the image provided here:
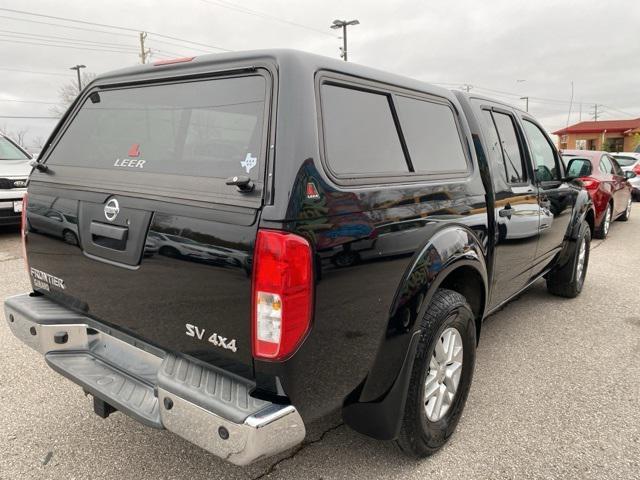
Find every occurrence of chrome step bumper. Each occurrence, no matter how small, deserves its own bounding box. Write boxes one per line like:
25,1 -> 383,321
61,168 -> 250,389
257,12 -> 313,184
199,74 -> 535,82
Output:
4,293 -> 305,466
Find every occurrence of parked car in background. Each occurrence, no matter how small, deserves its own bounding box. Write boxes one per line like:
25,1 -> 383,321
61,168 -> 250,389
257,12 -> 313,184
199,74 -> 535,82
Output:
563,150 -> 634,238
612,152 -> 640,201
0,133 -> 32,226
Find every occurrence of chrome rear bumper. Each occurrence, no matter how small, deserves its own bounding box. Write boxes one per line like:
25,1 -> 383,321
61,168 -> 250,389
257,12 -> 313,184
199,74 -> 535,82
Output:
4,293 -> 305,466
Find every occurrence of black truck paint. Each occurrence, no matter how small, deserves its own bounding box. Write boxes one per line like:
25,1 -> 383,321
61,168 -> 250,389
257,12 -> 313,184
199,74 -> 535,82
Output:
18,50 -> 594,448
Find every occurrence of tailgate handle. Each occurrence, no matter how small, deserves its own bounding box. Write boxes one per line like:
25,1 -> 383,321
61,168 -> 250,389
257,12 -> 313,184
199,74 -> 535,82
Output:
90,221 -> 128,241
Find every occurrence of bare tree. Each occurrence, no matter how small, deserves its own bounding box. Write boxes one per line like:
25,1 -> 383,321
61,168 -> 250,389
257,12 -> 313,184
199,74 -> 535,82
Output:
14,128 -> 29,147
32,136 -> 46,149
50,71 -> 97,117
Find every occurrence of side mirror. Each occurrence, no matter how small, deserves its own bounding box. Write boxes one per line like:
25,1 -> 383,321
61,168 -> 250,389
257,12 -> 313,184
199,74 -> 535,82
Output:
624,171 -> 637,179
565,158 -> 592,179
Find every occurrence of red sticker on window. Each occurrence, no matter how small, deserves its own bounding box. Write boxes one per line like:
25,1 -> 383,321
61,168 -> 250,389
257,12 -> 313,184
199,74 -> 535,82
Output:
128,144 -> 140,158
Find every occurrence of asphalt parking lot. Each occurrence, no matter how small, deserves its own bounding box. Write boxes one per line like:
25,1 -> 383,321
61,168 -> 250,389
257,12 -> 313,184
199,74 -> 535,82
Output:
1,217 -> 639,480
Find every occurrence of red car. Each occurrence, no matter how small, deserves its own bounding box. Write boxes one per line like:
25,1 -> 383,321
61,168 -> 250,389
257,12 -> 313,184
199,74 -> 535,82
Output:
562,150 -> 634,239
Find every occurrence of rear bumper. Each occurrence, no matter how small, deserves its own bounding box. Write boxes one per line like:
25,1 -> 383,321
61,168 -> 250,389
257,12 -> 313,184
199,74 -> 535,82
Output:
0,200 -> 22,225
4,293 -> 305,466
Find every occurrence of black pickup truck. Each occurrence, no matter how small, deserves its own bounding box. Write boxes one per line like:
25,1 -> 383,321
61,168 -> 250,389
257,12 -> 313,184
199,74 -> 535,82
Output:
5,50 -> 595,464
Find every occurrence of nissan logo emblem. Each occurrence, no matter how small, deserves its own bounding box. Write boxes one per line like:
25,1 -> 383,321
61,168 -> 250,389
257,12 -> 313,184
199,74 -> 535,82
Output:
104,198 -> 120,222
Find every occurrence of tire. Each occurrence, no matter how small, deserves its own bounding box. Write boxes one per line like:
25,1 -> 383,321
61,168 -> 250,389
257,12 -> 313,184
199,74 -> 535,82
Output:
618,197 -> 632,222
62,229 -> 78,246
159,246 -> 180,258
594,203 -> 612,239
331,250 -> 359,268
396,288 -> 476,458
546,220 -> 590,298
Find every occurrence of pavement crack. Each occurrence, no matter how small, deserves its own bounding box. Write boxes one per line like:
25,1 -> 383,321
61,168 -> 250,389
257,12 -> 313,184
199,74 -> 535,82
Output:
251,422 -> 344,480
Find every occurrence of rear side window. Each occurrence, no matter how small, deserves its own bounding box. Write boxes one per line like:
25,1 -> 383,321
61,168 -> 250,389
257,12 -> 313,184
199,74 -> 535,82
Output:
610,157 -> 624,176
482,110 -> 526,184
394,96 -> 467,173
523,120 -> 559,182
599,155 -> 612,174
614,155 -> 637,167
46,75 -> 267,180
321,84 -> 408,175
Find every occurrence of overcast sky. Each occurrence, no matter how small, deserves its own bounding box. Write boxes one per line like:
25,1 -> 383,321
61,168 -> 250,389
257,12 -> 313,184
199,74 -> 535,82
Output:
1,0 -> 639,150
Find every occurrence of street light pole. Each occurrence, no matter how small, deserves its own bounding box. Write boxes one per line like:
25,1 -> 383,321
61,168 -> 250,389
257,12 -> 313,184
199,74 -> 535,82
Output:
330,19 -> 360,61
70,64 -> 86,92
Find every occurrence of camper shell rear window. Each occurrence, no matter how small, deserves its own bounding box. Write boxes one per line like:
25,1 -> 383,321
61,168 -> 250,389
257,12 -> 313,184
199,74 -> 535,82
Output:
43,73 -> 270,205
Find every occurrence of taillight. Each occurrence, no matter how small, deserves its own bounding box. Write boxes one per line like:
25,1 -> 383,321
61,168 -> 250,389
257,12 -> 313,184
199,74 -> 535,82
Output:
633,164 -> 640,175
252,230 -> 313,360
581,177 -> 600,190
21,192 -> 28,270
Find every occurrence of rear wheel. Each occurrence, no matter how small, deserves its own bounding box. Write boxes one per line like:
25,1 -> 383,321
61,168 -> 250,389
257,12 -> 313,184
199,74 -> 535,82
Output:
396,289 -> 476,457
62,229 -> 78,246
546,220 -> 590,298
619,197 -> 632,222
594,204 -> 612,239
331,250 -> 359,268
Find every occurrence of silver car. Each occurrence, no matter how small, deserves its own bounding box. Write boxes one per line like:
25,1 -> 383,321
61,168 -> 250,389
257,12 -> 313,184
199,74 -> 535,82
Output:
0,134 -> 32,226
612,152 -> 640,200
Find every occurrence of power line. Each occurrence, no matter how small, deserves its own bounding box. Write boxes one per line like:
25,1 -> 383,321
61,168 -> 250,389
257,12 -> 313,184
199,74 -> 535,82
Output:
0,115 -> 59,119
0,14 -> 135,39
0,66 -> 71,77
446,83 -> 638,118
0,7 -> 231,52
0,98 -> 58,105
0,37 -> 138,54
197,0 -> 334,37
148,36 -> 214,54
0,30 -> 139,52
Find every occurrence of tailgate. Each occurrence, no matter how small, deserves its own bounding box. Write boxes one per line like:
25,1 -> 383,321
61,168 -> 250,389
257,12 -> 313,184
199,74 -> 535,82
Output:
24,70 -> 272,374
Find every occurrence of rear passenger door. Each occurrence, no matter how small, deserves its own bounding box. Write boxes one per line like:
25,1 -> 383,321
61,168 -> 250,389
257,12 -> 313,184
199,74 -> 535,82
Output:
477,106 -> 540,307
521,118 -> 575,271
607,155 -> 629,216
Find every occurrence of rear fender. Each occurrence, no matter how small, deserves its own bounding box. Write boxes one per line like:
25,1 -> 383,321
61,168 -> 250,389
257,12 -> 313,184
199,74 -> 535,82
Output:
342,224 -> 487,440
554,187 -> 594,270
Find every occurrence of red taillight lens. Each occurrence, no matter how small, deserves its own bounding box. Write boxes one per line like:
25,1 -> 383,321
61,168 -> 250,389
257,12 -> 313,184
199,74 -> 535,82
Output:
633,164 -> 640,175
252,230 -> 313,360
21,192 -> 28,269
581,177 -> 600,190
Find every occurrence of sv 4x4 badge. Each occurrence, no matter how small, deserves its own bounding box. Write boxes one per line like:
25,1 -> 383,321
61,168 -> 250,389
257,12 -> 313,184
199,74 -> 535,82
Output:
185,323 -> 238,353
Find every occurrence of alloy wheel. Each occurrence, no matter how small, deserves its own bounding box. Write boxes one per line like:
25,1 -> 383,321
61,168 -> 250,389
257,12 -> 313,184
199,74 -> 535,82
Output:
603,206 -> 611,235
424,327 -> 463,422
576,237 -> 586,282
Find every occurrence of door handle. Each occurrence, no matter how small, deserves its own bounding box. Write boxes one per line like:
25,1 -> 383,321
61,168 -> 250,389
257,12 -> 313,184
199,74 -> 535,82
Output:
90,221 -> 128,241
499,207 -> 514,218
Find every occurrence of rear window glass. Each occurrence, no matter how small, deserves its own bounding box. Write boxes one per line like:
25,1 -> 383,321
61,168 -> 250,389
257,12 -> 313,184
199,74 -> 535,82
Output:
46,75 -> 267,180
613,155 -> 637,167
321,84 -> 408,176
395,96 -> 467,173
0,136 -> 29,160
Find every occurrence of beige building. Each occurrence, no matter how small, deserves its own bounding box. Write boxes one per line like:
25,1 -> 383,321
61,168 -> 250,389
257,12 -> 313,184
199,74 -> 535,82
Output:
553,118 -> 640,152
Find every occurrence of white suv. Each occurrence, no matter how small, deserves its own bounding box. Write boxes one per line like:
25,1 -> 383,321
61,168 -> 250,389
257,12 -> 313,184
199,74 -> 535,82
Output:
612,152 -> 640,200
0,133 -> 32,226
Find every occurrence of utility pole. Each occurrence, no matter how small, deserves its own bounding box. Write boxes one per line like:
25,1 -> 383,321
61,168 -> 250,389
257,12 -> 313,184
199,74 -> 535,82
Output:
69,64 -> 86,92
591,104 -> 599,121
330,19 -> 359,61
579,102 -> 582,121
462,84 -> 473,92
520,96 -> 529,112
139,32 -> 151,64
